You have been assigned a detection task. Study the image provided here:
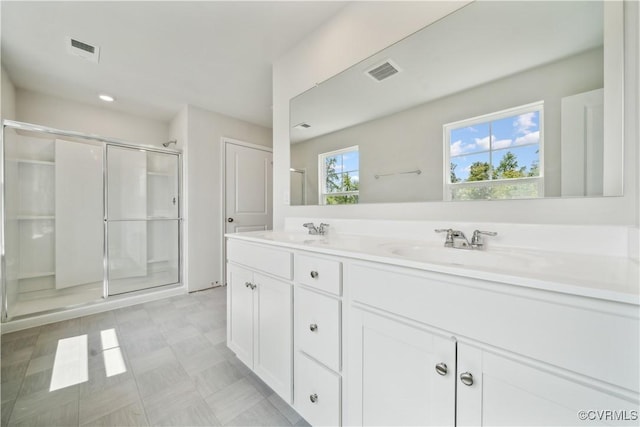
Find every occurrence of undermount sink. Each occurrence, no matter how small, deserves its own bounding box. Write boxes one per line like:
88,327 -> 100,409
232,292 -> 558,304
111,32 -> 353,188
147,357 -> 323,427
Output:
247,231 -> 326,243
381,242 -> 537,270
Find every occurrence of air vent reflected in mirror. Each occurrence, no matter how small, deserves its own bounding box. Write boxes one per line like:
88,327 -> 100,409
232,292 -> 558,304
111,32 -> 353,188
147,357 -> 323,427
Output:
366,60 -> 401,82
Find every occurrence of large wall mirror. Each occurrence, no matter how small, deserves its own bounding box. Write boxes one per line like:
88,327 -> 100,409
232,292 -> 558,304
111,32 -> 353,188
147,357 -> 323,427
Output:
289,1 -> 625,206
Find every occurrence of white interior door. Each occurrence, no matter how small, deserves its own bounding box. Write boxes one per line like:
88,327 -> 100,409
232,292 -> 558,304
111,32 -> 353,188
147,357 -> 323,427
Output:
225,141 -> 273,234
561,88 -> 604,197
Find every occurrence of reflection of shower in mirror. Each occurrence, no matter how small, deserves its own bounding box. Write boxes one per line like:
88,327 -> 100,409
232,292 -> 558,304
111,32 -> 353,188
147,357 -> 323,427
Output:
290,168 -> 306,205
162,139 -> 177,148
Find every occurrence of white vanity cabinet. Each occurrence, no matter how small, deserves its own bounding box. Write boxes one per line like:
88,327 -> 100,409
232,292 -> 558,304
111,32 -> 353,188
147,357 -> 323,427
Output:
347,261 -> 640,426
226,239 -> 294,401
349,305 -> 456,426
293,252 -> 343,426
456,342 -> 638,426
226,232 -> 639,426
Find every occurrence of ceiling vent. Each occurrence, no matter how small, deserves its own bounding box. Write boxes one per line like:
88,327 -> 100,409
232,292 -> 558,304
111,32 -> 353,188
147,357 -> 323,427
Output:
66,37 -> 100,63
366,60 -> 401,82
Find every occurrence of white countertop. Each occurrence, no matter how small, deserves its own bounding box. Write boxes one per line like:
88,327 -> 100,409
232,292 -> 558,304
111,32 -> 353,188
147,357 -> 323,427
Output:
227,230 -> 640,305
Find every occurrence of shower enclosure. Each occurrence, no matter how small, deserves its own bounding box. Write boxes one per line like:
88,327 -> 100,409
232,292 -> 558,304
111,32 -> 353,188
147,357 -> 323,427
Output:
1,120 -> 182,321
290,168 -> 306,205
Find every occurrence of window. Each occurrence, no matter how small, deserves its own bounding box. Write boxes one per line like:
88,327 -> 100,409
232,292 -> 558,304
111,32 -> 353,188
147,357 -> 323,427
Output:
444,102 -> 543,200
319,146 -> 359,205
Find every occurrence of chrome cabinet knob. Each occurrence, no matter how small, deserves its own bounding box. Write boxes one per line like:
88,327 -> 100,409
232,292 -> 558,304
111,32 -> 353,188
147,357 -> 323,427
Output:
309,323 -> 318,332
460,372 -> 474,386
250,283 -> 257,290
435,363 -> 448,376
310,271 -> 319,279
309,393 -> 318,403
245,282 -> 251,288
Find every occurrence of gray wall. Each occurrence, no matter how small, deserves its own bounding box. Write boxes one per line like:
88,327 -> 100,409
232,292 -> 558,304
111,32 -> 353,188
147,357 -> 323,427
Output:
15,89 -> 169,145
1,67 -> 16,120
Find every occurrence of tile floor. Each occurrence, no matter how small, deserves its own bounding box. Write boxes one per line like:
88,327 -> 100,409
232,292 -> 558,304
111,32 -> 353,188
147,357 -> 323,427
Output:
1,287 -> 308,426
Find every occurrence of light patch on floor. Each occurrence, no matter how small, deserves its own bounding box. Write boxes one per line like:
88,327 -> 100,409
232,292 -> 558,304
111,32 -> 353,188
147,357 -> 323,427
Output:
49,334 -> 88,391
101,328 -> 127,377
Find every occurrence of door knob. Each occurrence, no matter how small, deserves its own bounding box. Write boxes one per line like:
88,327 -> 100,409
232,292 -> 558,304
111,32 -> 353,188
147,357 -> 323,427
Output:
227,218 -> 234,223
309,324 -> 318,332
309,393 -> 318,403
310,271 -> 319,279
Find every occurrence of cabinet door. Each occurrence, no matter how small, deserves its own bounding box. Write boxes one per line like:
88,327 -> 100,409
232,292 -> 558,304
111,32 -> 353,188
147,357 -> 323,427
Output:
227,264 -> 254,369
457,342 -> 639,426
348,306 -> 456,426
253,273 -> 293,401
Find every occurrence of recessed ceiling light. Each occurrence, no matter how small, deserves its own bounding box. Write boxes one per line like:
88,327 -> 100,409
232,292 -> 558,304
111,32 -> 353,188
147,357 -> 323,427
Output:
99,94 -> 115,102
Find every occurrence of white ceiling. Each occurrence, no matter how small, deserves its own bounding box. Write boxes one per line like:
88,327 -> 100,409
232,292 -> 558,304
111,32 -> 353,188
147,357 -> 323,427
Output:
1,1 -> 348,128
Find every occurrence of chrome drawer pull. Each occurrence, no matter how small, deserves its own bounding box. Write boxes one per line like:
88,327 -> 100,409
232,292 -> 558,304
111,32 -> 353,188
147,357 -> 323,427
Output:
309,324 -> 318,332
309,393 -> 318,403
310,271 -> 319,279
460,372 -> 474,386
435,363 -> 448,376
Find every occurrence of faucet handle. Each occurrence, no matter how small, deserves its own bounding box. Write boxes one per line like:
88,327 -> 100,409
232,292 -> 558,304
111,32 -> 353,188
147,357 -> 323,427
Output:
435,228 -> 454,247
318,223 -> 330,235
471,230 -> 497,248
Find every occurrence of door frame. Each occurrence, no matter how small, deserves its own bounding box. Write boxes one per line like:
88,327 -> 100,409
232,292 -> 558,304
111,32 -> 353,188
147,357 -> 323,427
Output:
220,137 -> 273,286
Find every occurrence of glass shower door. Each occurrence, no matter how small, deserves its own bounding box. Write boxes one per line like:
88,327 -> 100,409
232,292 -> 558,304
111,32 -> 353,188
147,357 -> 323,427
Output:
2,128 -> 104,320
106,147 -> 180,295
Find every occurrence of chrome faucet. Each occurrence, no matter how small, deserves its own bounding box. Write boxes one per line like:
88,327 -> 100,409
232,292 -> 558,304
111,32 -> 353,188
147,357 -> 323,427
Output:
435,228 -> 497,250
303,222 -> 329,235
470,230 -> 498,249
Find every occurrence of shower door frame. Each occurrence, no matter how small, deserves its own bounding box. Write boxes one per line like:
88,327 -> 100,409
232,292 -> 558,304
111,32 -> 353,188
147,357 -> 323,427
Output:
0,119 -> 183,322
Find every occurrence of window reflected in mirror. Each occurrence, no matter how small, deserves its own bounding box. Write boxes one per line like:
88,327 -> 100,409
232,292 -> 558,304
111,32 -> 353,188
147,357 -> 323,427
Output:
445,102 -> 543,200
319,146 -> 359,205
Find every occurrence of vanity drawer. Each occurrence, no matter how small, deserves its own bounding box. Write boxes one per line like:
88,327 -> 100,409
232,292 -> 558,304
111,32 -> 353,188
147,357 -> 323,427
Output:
295,253 -> 342,295
296,287 -> 341,372
295,352 -> 341,427
227,239 -> 292,280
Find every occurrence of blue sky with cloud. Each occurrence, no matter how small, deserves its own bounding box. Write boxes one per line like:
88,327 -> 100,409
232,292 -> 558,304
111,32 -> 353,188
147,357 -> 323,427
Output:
450,111 -> 540,181
325,150 -> 359,191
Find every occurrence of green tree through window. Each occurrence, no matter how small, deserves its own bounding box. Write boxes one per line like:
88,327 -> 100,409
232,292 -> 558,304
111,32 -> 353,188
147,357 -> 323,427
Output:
320,147 -> 359,204
444,102 -> 543,200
